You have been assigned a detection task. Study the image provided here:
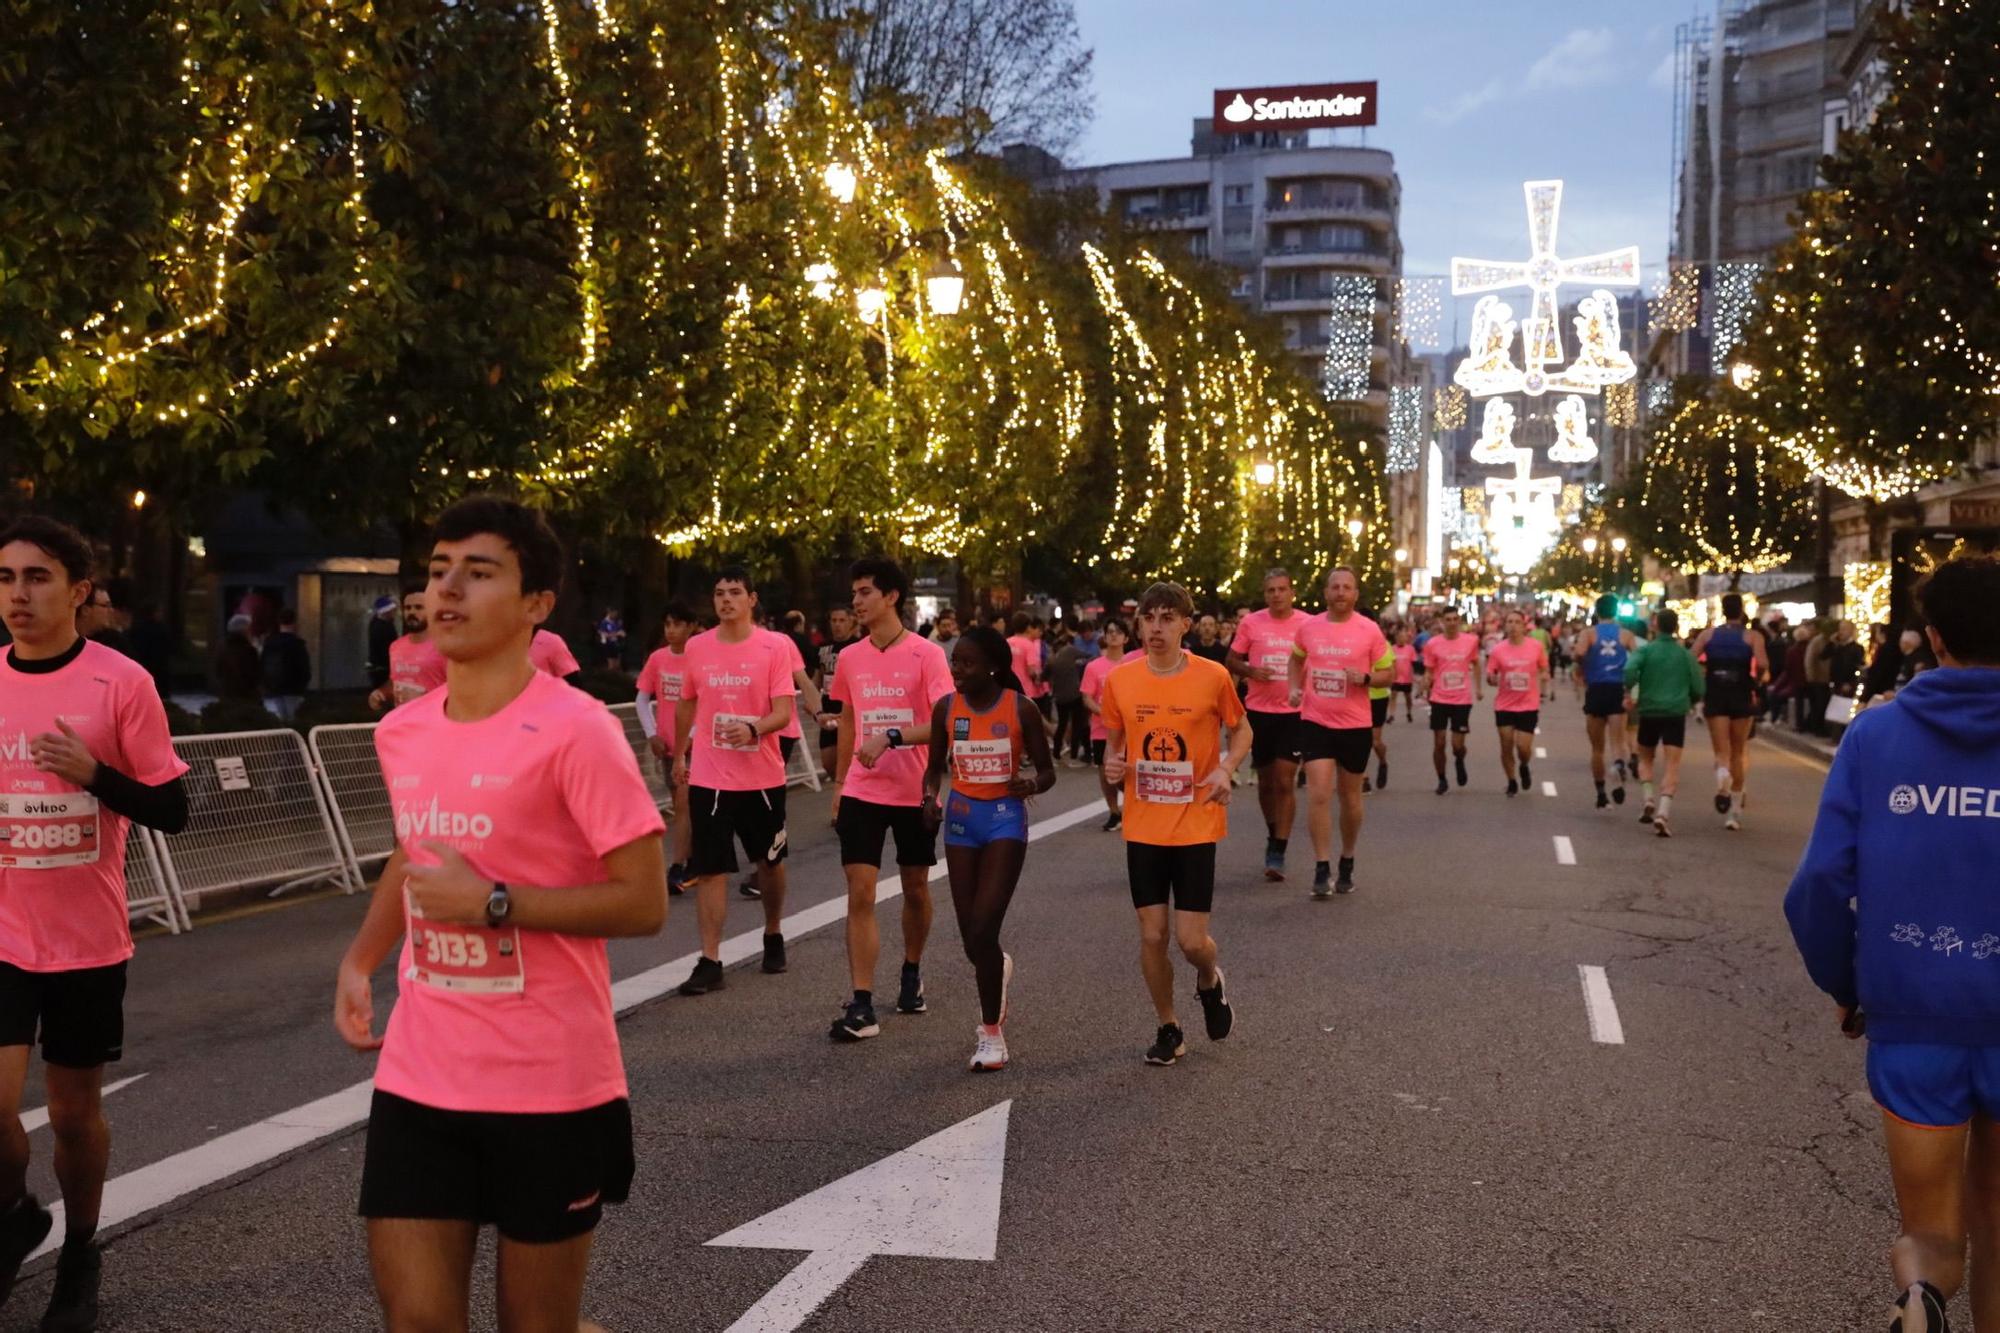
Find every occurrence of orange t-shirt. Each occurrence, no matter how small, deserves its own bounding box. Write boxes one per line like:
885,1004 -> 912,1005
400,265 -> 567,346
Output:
1098,654 -> 1245,847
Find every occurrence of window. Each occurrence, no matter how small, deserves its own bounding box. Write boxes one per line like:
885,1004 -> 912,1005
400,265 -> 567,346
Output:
1188,232 -> 1210,258
1224,184 -> 1251,206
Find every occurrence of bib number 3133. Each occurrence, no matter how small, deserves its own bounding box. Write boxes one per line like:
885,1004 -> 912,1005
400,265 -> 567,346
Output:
0,791 -> 101,869
406,892 -> 524,995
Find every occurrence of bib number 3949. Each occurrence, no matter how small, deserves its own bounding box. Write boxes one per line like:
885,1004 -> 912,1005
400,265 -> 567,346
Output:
0,792 -> 101,869
1135,759 -> 1194,804
406,893 -> 524,994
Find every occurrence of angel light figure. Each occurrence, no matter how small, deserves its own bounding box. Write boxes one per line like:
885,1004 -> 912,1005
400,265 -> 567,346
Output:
1470,397 -> 1518,465
1454,295 -> 1522,397
1565,289 -> 1637,387
1546,395 -> 1600,464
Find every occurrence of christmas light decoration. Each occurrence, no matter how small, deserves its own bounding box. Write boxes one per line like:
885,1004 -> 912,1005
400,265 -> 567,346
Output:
1387,385 -> 1424,473
1320,275 -> 1379,402
1434,384 -> 1468,430
1845,561 -> 1892,628
1546,395 -> 1598,465
1485,446 -> 1563,576
1652,262 -> 1700,334
1393,277 -> 1444,348
1470,397 -> 1517,465
1708,260 -> 1762,366
1605,381 -> 1636,428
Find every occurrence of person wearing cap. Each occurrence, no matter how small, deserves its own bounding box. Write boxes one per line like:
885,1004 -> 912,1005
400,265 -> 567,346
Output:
367,594 -> 398,691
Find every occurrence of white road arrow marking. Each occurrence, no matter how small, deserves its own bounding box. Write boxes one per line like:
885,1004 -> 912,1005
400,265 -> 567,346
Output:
711,1101 -> 1012,1333
18,1074 -> 148,1134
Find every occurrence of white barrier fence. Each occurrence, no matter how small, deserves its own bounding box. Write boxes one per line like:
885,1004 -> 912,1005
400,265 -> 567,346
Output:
130,694 -> 824,935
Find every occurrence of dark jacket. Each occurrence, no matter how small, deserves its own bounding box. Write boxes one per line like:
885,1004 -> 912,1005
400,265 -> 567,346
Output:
367,616 -> 397,688
260,630 -> 312,696
217,632 -> 263,701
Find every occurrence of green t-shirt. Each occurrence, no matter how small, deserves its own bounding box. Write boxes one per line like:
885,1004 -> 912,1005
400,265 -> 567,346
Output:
1623,638 -> 1705,716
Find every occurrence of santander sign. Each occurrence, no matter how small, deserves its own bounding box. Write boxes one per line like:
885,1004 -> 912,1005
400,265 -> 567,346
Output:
1213,81 -> 1378,134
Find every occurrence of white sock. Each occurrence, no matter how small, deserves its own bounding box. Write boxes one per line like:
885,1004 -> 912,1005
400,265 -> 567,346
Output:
1658,794 -> 1673,818
1715,765 -> 1730,790
1731,792 -> 1744,813
1643,780 -> 1655,801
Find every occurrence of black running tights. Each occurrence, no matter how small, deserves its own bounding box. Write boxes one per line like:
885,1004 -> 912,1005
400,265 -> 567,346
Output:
946,840 -> 1026,1025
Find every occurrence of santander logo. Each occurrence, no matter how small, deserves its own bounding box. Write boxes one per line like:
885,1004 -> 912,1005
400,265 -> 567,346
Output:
396,796 -> 495,841
1222,94 -> 1253,124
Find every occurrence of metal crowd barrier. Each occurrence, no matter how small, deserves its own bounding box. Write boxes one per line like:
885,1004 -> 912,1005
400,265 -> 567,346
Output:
124,826 -> 190,933
158,729 -> 359,910
307,723 -> 396,874
607,703 -> 673,813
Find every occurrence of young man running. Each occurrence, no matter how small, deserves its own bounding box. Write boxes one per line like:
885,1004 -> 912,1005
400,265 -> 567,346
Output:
1005,614 -> 1048,721
1573,595 -> 1637,809
529,627 -> 582,684
826,559 -> 954,1042
334,497 -> 665,1333
1101,582 -> 1250,1066
637,603 -> 699,895
1225,568 -> 1305,880
1390,627 -> 1416,722
369,587 -> 445,711
1364,634 -> 1395,792
674,568 -> 798,993
1420,606 -> 1482,795
1080,617 -> 1132,830
815,606 -> 861,779
1288,568 -> 1391,897
1624,608 -> 1704,838
0,518 -> 190,1331
1486,609 -> 1549,797
1692,592 -> 1769,832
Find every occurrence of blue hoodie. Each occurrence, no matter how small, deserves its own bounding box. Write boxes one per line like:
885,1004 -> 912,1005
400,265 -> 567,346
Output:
1785,668 -> 2000,1044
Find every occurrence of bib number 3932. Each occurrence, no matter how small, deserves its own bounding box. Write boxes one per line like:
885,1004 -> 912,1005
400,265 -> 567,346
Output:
406,893 -> 524,994
0,791 -> 101,869
952,738 -> 1011,785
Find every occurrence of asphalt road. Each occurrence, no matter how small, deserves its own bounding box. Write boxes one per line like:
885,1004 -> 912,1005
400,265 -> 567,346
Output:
1,704 -> 1904,1332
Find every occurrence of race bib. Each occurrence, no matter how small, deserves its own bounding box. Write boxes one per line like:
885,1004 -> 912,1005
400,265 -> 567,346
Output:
1135,759 -> 1195,804
658,674 -> 684,703
1442,670 -> 1467,690
0,791 -> 101,869
859,706 -> 914,738
952,738 -> 1012,785
392,680 -> 428,705
1506,671 -> 1530,691
1259,651 -> 1293,675
713,713 -> 760,752
1310,667 -> 1348,699
407,917 -> 525,994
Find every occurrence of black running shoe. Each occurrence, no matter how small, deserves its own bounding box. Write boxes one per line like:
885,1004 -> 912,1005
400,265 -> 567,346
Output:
1145,1022 -> 1187,1066
1614,758 -> 1628,783
1196,969 -> 1233,1041
895,962 -> 926,1014
1263,839 -> 1286,882
678,956 -> 725,995
1101,810 -> 1121,833
1312,862 -> 1333,900
738,873 -> 761,899
1361,777 -> 1373,794
1596,789 -> 1610,809
829,1000 -> 880,1042
1506,779 -> 1518,797
1519,759 -> 1532,787
1376,760 -> 1388,789
1454,754 -> 1468,787
667,862 -> 688,897
0,1195 -> 53,1305
1611,784 -> 1626,805
40,1240 -> 99,1333
1435,776 -> 1448,796
762,933 -> 787,974
1891,1279 -> 1949,1332
1335,858 -> 1355,895
1714,791 -> 1732,815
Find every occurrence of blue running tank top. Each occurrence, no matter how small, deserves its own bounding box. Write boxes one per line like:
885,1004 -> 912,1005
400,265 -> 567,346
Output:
1707,624 -> 1754,670
1583,622 -> 1627,685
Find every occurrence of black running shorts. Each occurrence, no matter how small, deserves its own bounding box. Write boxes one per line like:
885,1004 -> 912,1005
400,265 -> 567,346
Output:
688,784 -> 789,877
1370,696 -> 1390,727
834,796 -> 937,869
778,735 -> 799,766
1637,715 -> 1688,749
1090,738 -> 1108,767
1705,669 -> 1758,719
359,1090 -> 634,1243
1494,710 -> 1540,732
1296,720 -> 1374,775
1126,841 -> 1216,914
1582,682 -> 1627,718
0,961 -> 126,1068
1245,709 -> 1300,769
1428,702 -> 1473,734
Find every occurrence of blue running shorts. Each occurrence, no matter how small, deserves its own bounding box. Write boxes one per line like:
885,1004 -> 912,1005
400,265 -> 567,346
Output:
943,793 -> 1028,849
1867,1041 -> 2000,1128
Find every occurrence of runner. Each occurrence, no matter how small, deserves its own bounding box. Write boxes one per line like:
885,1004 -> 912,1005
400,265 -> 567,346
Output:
825,559 -> 954,1042
1287,569 -> 1390,897
331,497 -> 664,1333
636,602 -> 699,896
1527,616 -> 1557,703
370,586 -> 446,711
1624,608 -> 1704,838
1100,582 -> 1249,1066
815,606 -> 860,779
529,627 -> 582,683
1691,592 -> 1769,832
1486,610 -> 1550,797
745,625 -> 824,901
1224,569 -> 1305,881
672,567 -> 799,994
1420,606 -> 1483,796
1573,595 -> 1638,809
1080,617 -> 1132,831
1390,626 -> 1416,722
1005,613 -> 1048,722
1363,623 -> 1395,793
0,518 -> 190,1331
922,627 -> 1056,1072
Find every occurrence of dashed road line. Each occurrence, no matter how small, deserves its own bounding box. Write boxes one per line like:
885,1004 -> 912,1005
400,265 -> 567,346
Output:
19,1074 -> 148,1134
1553,835 -> 1577,865
1535,746 -> 1548,759
1579,965 -> 1626,1044
1541,781 -> 1557,798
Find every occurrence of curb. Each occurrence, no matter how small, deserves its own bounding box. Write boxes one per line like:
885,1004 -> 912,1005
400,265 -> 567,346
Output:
1755,724 -> 1837,765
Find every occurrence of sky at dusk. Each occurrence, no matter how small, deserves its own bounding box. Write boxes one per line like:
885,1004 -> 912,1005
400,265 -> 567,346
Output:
1067,0 -> 1688,349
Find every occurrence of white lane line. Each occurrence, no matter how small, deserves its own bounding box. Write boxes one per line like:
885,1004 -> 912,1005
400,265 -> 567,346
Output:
1541,781 -> 1557,798
1553,835 -> 1577,865
19,1074 -> 148,1134
1535,746 -> 1548,759
32,799 -> 1110,1261
1579,965 -> 1626,1044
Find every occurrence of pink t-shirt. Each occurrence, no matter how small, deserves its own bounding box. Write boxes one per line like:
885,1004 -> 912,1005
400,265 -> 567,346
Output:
530,629 -> 580,679
1487,638 -> 1549,713
372,672 -> 664,1114
1228,609 -> 1306,714
682,627 -> 796,790
0,640 -> 189,971
1294,614 -> 1388,731
388,634 -> 446,706
1080,652 -> 1124,740
1392,644 -> 1416,686
762,629 -> 807,741
636,646 -> 689,752
1007,635 -> 1046,698
828,632 -> 952,806
1422,634 -> 1482,705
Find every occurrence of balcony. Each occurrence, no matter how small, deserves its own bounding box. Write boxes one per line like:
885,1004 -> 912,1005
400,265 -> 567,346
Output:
1262,246 -> 1395,273
1122,208 -> 1211,231
1262,196 -> 1393,227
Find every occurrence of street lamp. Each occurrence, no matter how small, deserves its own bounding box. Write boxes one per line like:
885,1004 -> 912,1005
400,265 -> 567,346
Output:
855,282 -> 888,326
823,162 -> 857,205
1346,517 -> 1364,539
1252,461 -> 1277,487
804,261 -> 838,302
1393,547 -> 1409,564
1729,361 -> 1760,390
1610,536 -> 1628,554
1582,536 -> 1599,555
130,490 -> 147,510
924,258 -> 966,317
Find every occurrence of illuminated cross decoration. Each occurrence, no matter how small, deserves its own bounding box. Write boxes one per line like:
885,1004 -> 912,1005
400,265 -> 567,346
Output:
1452,180 -> 1641,398
1485,444 -> 1563,575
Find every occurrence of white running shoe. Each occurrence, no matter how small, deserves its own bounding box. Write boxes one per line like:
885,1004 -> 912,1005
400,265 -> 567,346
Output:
999,952 -> 1013,1026
1725,812 -> 1743,832
969,1025 -> 1008,1072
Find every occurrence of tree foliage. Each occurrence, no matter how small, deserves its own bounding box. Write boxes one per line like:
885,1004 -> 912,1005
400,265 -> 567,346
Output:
1635,380 -> 1814,580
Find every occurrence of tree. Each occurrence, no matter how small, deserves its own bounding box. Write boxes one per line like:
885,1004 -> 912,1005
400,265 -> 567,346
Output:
1635,381 -> 1814,585
1735,0 -> 2000,502
1530,508 -> 1640,605
809,0 -> 1094,156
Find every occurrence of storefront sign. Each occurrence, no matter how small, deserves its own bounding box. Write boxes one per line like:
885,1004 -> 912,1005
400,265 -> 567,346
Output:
1948,497 -> 2000,529
1213,82 -> 1378,133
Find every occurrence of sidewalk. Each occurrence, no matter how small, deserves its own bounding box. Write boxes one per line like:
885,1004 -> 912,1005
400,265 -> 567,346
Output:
1756,720 -> 1838,766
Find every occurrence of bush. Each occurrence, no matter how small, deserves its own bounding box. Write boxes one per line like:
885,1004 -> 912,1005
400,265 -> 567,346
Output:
574,666 -> 637,705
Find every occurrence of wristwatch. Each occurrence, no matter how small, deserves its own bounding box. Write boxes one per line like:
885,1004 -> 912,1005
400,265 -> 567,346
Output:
885,727 -> 904,750
485,882 -> 512,928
